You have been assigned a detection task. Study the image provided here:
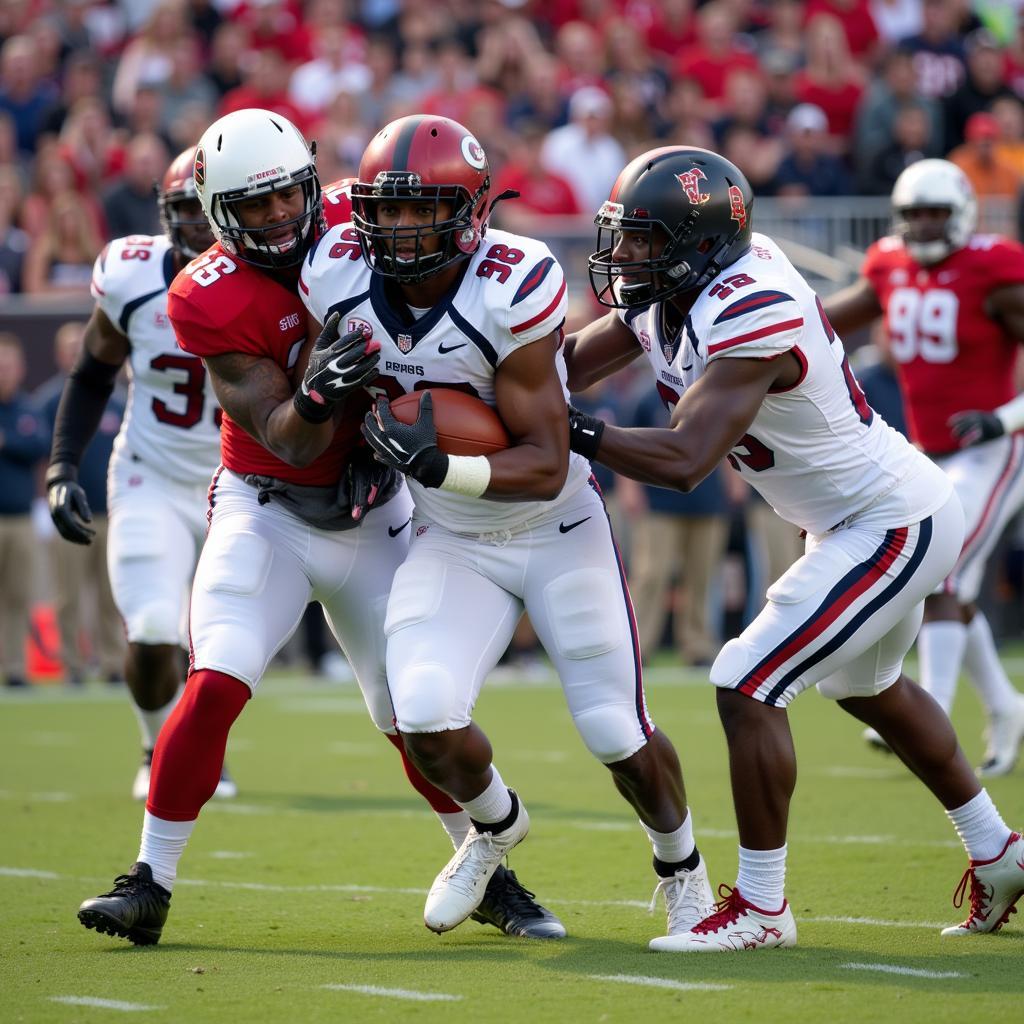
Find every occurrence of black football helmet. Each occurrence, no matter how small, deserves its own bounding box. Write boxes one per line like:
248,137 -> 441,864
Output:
589,146 -> 754,308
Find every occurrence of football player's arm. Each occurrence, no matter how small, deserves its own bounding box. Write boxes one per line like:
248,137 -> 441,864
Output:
563,311 -> 641,393
46,306 -> 130,544
487,332 -> 570,501
820,277 -> 883,336
203,350 -> 336,468
588,354 -> 794,492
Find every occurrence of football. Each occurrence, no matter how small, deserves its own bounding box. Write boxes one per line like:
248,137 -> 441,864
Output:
388,388 -> 510,457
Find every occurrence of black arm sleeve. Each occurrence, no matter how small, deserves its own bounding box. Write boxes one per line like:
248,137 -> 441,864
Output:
47,349 -> 122,476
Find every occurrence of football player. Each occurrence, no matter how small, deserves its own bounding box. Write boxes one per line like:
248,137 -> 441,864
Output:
46,146 -> 236,801
564,147 -> 1023,949
303,114 -> 715,945
824,160 -> 1024,776
76,109 -> 561,946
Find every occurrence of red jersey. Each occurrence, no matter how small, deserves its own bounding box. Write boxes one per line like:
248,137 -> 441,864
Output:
862,233 -> 1024,455
168,180 -> 359,485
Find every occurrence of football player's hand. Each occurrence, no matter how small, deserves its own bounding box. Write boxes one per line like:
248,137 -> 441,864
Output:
293,312 -> 381,423
45,465 -> 95,545
343,446 -> 397,522
948,410 -> 1004,449
361,393 -> 448,488
568,405 -> 605,460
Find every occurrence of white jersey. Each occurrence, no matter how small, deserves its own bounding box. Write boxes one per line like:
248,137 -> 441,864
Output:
92,235 -> 221,485
624,233 -> 951,535
301,226 -> 588,533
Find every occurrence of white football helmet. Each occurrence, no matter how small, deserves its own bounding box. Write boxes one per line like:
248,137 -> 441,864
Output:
890,159 -> 977,265
193,108 -> 323,268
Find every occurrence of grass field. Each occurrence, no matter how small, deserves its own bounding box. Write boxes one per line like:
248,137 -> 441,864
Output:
3,656 -> 1024,1023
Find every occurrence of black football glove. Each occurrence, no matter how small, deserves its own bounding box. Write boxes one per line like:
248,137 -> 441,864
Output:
45,462 -> 95,545
568,405 -> 605,460
343,445 -> 397,522
293,312 -> 381,424
948,410 -> 1004,449
361,393 -> 449,488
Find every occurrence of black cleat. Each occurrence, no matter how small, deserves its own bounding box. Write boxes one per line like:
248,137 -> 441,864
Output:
78,862 -> 170,946
471,864 -> 566,938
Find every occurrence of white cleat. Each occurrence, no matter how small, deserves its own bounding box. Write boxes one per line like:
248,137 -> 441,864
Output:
649,884 -> 797,952
131,751 -> 153,801
424,795 -> 529,934
647,855 -> 716,950
941,831 -> 1024,936
977,695 -> 1024,777
862,726 -> 892,754
213,764 -> 238,799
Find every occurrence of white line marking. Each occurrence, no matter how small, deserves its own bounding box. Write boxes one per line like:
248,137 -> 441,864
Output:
0,867 -> 60,879
840,962 -> 966,979
821,766 -> 906,779
49,996 -> 165,1011
321,984 -> 462,1002
208,851 -> 253,860
806,916 -> 947,929
276,698 -> 369,714
0,790 -> 72,802
591,974 -> 732,992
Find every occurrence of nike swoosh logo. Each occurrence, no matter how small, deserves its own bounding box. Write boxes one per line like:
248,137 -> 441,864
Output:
681,363 -> 693,371
388,517 -> 412,537
558,517 -> 591,534
438,342 -> 467,354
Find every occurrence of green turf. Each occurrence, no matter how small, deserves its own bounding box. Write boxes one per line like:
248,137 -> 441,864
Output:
2,657 -> 1023,1023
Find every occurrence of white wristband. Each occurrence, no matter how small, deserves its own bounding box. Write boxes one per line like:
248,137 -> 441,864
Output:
995,393 -> 1024,435
439,455 -> 491,497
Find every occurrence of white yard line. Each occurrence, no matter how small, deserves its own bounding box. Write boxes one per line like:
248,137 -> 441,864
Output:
591,974 -> 732,992
840,962 -> 966,979
49,996 -> 164,1011
321,984 -> 461,1002
0,866 -> 60,879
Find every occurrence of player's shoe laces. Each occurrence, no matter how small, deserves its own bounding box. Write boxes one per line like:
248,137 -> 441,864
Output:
470,864 -> 566,938
977,695 -> 1024,777
77,862 -> 170,946
424,795 -> 529,933
941,831 -> 1024,936
862,726 -> 892,754
133,752 -> 237,801
649,884 -> 797,952
647,855 -> 716,949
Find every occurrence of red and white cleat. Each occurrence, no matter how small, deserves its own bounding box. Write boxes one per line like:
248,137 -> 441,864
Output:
648,884 -> 797,952
941,831 -> 1024,936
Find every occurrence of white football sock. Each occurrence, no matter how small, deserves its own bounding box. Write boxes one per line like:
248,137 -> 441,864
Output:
946,789 -> 1011,862
736,845 -> 787,912
641,809 -> 696,865
137,811 -> 195,891
963,613 -> 1019,717
133,685 -> 183,751
917,620 -> 967,714
457,767 -> 513,826
437,810 -> 472,850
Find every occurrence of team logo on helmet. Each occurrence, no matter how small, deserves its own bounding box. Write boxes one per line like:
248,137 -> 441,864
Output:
676,167 -> 710,206
728,185 -> 747,230
193,147 -> 206,191
461,134 -> 486,170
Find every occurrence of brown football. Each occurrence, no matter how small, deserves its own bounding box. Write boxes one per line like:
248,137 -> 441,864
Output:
389,389 -> 510,457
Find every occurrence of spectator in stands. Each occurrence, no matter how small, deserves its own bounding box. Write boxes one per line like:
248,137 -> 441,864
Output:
0,165 -> 27,294
604,16 -> 671,130
314,84 -> 371,182
40,52 -> 104,140
0,109 -> 28,186
0,34 -> 57,158
773,103 -> 853,196
111,1 -> 193,116
0,332 -> 48,688
898,0 -> 967,99
101,133 -> 168,241
420,36 -> 505,128
854,47 -> 943,182
58,98 -> 127,194
157,36 -> 218,140
805,0 -> 880,59
754,0 -> 805,74
541,86 -> 626,215
506,54 -> 570,132
859,102 -> 934,195
241,0 -> 313,65
659,75 -> 715,152
870,0 -> 924,46
20,144 -> 104,240
721,124 -> 784,195
22,190 -> 102,295
712,67 -> 782,148
552,20 -> 607,99
206,21 -> 248,98
943,29 -> 1016,151
219,48 -> 309,131
948,111 -> 1022,204
289,23 -> 369,117
642,0 -> 696,63
992,95 -> 1024,179
34,322 -> 125,687
793,13 -> 866,148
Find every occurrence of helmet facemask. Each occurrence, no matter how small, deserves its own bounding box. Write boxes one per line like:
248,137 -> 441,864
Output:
351,170 -> 488,284
159,193 -> 213,260
893,205 -> 958,266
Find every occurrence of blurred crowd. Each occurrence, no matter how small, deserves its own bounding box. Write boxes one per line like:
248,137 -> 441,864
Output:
1,0 -> 1024,296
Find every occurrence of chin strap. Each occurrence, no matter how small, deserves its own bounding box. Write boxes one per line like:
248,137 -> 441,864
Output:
487,188 -> 520,219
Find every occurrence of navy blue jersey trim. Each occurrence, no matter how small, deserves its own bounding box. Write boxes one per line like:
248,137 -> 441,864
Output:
448,304 -> 498,367
119,287 -> 165,335
511,257 -> 554,307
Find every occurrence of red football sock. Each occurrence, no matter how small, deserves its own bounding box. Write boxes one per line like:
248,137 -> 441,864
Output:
384,731 -> 461,814
147,669 -> 250,821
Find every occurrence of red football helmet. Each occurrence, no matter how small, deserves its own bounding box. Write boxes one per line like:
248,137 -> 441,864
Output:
158,145 -> 214,259
351,115 -> 491,283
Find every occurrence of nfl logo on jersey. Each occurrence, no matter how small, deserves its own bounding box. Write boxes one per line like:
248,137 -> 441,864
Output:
397,333 -> 413,354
